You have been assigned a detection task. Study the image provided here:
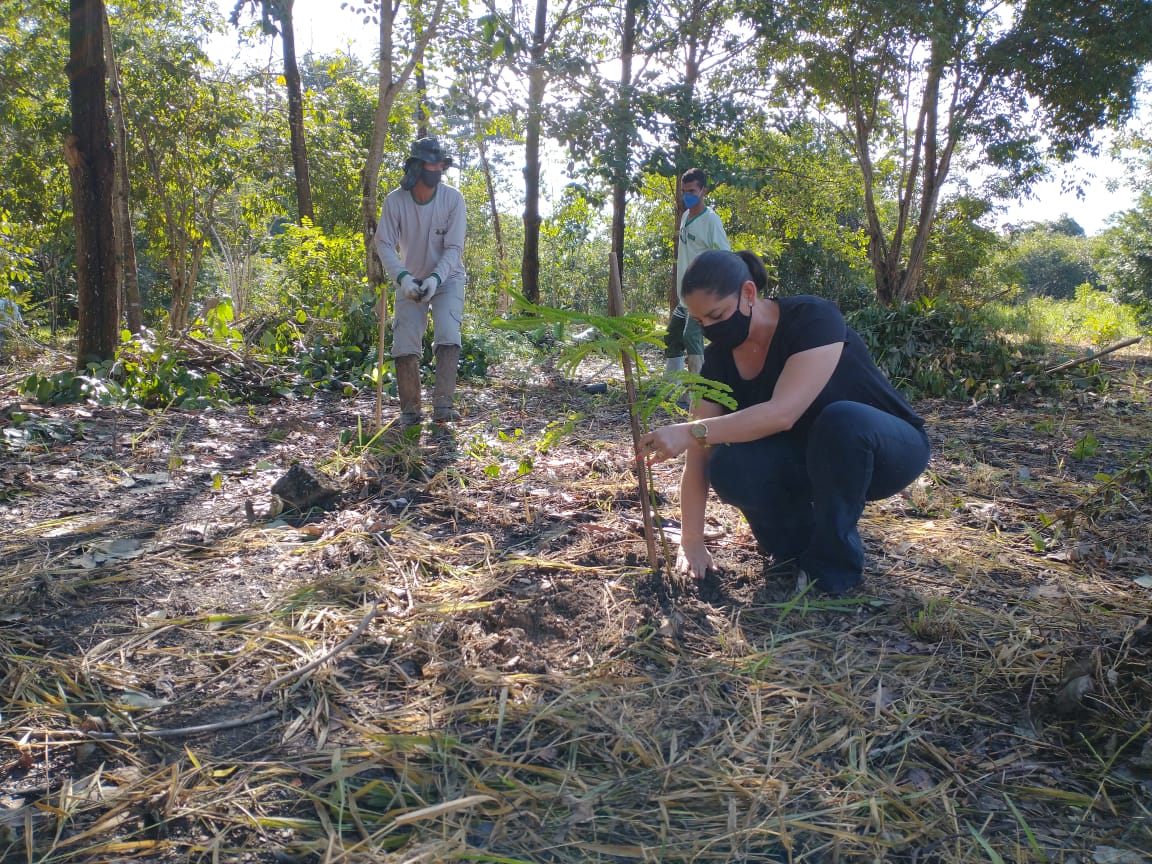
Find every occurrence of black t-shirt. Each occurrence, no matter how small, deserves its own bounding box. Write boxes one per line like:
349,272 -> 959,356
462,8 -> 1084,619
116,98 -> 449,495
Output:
700,295 -> 924,434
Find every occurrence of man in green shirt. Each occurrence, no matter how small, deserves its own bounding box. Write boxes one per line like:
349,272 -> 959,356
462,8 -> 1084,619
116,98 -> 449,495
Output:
665,168 -> 730,378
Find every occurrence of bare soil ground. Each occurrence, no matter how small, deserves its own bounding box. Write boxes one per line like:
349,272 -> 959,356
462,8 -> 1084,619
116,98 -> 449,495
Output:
1,347 -> 1150,863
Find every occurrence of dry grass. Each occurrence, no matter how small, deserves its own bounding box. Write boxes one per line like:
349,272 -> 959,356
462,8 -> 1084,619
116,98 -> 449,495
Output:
1,352 -> 1150,863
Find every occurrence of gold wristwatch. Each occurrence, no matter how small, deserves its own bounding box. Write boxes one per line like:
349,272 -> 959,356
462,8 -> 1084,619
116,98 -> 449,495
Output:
689,421 -> 710,448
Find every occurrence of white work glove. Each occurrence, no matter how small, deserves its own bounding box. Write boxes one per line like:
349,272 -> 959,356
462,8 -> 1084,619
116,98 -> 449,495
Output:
418,273 -> 441,302
398,272 -> 422,301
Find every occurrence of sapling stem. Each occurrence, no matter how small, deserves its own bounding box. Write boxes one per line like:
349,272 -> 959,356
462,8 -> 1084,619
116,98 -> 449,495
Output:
374,284 -> 389,430
607,255 -> 660,572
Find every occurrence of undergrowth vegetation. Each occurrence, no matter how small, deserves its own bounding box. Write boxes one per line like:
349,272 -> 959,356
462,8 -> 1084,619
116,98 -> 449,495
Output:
984,284 -> 1146,348
15,287 -> 1148,414
848,298 -> 1020,400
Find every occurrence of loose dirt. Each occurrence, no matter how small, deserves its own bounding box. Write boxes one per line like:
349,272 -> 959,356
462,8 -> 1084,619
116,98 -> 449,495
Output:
1,350 -> 1150,862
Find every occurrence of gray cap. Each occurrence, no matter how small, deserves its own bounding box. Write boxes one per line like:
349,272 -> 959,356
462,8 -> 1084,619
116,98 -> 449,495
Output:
408,137 -> 453,166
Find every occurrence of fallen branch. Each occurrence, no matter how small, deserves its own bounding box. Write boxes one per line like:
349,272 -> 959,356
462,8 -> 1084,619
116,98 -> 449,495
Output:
261,601 -> 380,697
969,335 -> 1145,411
75,709 -> 280,741
1045,336 -> 1143,374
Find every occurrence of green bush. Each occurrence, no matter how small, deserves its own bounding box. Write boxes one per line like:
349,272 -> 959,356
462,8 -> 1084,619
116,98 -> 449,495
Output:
848,299 -> 1019,400
266,221 -> 369,347
985,285 -> 1144,347
21,330 -> 229,408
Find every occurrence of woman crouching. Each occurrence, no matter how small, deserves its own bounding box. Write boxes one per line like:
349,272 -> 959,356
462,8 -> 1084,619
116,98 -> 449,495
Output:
638,249 -> 930,595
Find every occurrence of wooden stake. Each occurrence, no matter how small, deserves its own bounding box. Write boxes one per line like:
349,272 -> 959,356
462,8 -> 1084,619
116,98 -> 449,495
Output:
607,254 -> 660,571
374,286 -> 390,430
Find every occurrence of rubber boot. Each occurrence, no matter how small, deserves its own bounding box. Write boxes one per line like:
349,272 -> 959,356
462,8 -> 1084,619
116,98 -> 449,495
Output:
395,354 -> 422,429
663,355 -> 686,380
431,344 -> 461,422
686,354 -> 704,376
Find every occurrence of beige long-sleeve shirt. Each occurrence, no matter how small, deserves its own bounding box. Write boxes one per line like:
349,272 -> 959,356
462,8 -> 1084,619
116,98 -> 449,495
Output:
374,184 -> 467,285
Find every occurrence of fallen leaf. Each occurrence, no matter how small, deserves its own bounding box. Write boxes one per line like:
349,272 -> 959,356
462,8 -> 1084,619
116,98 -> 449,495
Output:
115,690 -> 168,710
1054,675 -> 1093,714
890,540 -> 915,556
132,472 -> 171,485
90,538 -> 144,560
1092,846 -> 1145,864
904,767 -> 935,791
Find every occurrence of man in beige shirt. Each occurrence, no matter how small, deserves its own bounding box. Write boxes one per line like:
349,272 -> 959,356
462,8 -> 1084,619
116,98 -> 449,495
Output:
374,137 -> 467,427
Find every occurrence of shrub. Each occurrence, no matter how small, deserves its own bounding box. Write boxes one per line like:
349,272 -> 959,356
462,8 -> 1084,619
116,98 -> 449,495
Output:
848,299 -> 1019,400
985,285 -> 1144,348
21,330 -> 229,408
266,221 -> 368,348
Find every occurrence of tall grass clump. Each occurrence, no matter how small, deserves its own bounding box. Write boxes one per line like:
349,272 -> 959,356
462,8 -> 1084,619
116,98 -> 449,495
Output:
985,284 -> 1145,348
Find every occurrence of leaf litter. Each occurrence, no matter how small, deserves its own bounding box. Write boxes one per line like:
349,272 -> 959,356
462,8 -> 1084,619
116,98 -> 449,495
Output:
0,351 -> 1150,862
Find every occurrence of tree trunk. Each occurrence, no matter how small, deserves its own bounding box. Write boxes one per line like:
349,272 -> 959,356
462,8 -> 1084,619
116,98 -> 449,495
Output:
669,5 -> 702,314
278,0 -> 313,224
361,0 -> 445,289
363,6 -> 401,291
609,0 -> 638,287
477,134 -> 509,312
66,0 -> 119,366
521,0 -> 547,305
414,65 -> 429,139
899,43 -> 982,306
103,8 -> 142,334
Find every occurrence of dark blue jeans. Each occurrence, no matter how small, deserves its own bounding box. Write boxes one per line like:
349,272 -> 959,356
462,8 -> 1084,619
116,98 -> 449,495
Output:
708,401 -> 931,592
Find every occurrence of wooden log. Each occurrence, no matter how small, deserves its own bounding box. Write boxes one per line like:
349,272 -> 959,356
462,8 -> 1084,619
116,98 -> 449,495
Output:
1044,336 -> 1143,374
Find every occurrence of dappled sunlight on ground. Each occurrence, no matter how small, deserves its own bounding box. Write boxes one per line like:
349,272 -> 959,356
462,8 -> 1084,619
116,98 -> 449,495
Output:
1,349 -> 1150,862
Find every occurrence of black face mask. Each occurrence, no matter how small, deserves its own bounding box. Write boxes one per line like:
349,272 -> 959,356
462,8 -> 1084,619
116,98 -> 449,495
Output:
420,168 -> 442,188
701,295 -> 752,349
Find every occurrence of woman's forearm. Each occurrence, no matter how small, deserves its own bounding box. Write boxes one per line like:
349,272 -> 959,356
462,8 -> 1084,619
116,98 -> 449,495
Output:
679,452 -> 710,540
704,401 -> 793,445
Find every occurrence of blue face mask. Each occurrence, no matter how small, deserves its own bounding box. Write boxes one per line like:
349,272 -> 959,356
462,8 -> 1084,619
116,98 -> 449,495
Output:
682,193 -> 701,209
420,168 -> 442,188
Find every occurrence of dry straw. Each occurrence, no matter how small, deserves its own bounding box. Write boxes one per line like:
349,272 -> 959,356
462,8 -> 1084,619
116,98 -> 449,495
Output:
1,352 -> 1150,862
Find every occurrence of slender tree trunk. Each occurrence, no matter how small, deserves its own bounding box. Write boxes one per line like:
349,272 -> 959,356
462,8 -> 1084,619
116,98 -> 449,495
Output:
103,8 -> 141,333
209,222 -> 236,307
670,8 -> 701,314
609,0 -> 638,287
66,0 -> 119,366
521,0 -> 547,305
140,127 -> 206,334
361,0 -> 445,291
477,134 -> 509,312
363,5 -> 400,290
414,66 -> 429,139
278,0 -> 313,224
899,60 -> 988,305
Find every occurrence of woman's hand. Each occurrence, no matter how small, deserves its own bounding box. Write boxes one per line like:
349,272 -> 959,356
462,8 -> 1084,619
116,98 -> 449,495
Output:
677,536 -> 714,581
637,423 -> 695,465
